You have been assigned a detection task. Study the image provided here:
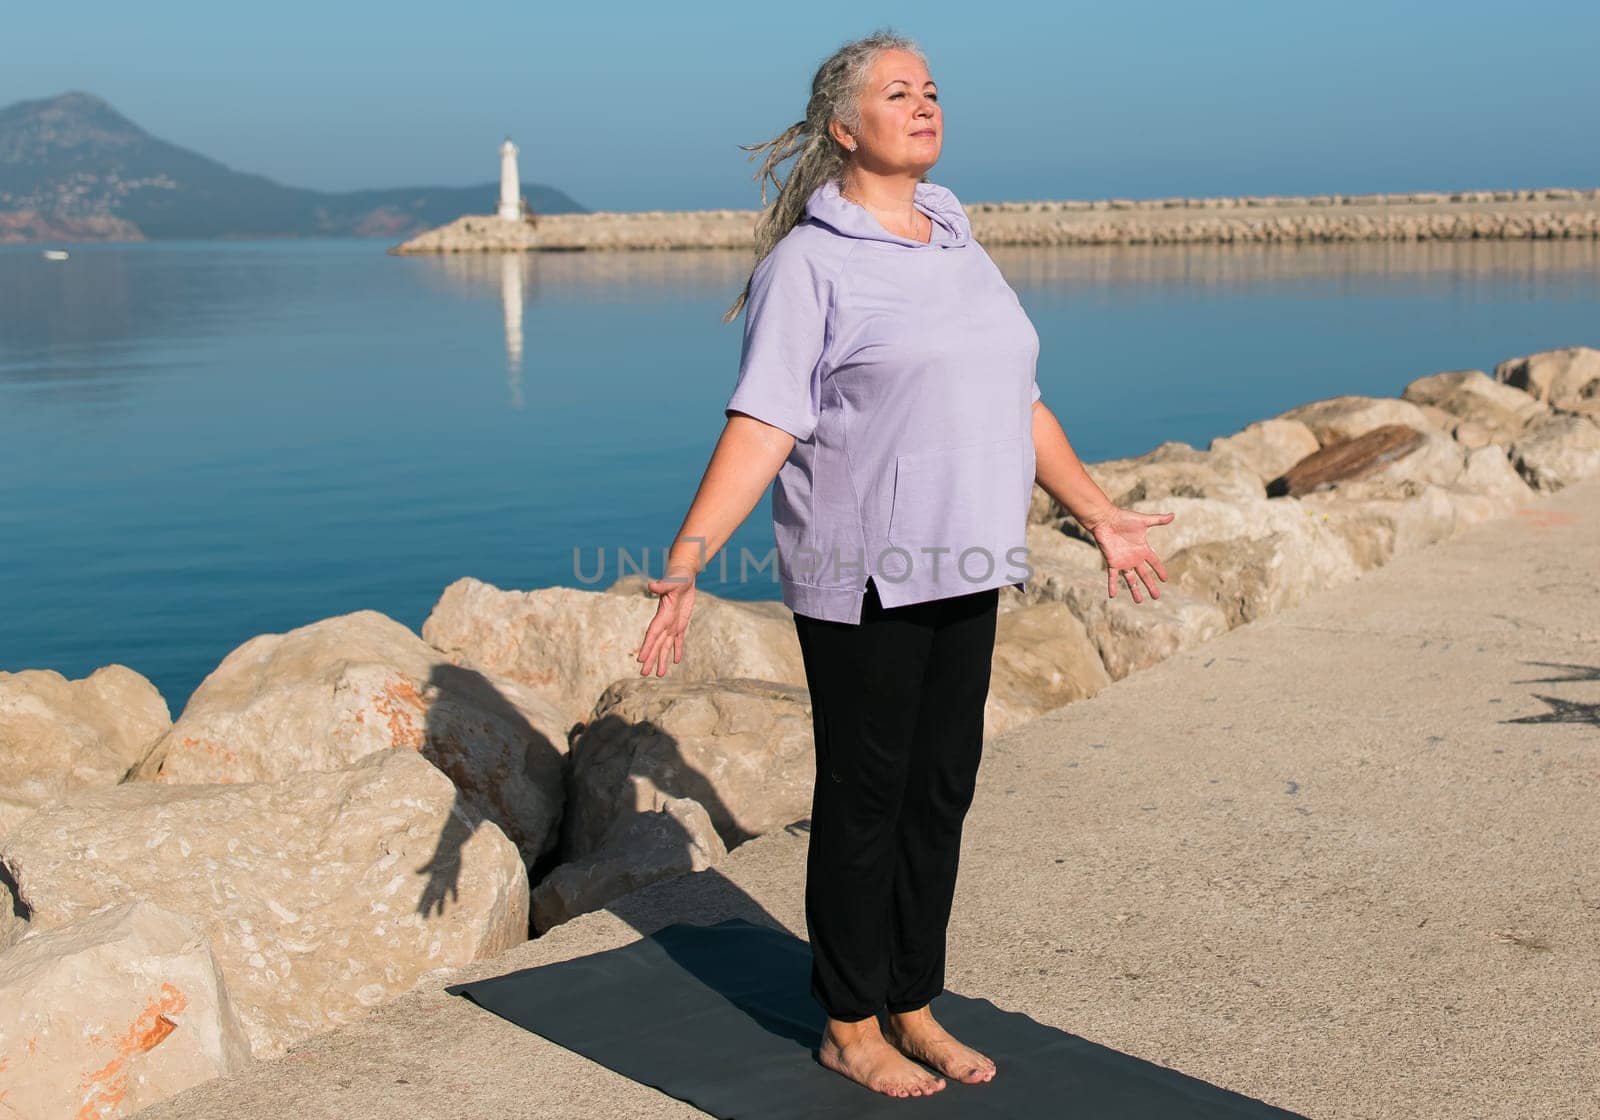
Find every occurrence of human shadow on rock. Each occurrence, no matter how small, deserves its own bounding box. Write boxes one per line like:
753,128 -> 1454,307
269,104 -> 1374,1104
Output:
411,662 -> 574,936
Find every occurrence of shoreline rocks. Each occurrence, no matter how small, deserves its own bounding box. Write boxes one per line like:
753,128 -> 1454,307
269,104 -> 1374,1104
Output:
127,610 -> 571,869
1,749 -> 528,1059
530,796 -> 725,934
390,188 -> 1600,253
421,576 -> 806,730
562,677 -> 815,861
0,900 -> 253,1117
0,665 -> 170,839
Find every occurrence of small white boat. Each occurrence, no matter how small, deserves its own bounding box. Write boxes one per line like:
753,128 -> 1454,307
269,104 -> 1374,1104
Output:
41,249 -> 69,261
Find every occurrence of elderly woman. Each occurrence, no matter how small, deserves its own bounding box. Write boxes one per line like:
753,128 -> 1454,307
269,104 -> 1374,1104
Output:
634,31 -> 1173,1100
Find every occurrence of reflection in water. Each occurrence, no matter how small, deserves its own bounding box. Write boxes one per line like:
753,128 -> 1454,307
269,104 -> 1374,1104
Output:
9,237 -> 1594,415
4,237 -> 1595,407
409,238 -> 1600,300
989,238 -> 1600,294
418,252 -> 554,408
412,246 -> 751,302
404,238 -> 1600,418
501,253 -> 524,409
414,249 -> 761,409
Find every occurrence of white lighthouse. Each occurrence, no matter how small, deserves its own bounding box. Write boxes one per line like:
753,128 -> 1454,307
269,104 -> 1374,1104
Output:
498,137 -> 521,221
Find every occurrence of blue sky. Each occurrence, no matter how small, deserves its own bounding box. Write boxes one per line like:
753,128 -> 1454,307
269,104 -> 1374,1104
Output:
8,0 -> 1598,212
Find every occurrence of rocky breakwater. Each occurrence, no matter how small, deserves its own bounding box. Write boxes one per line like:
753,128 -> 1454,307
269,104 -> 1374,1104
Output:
2,346 -> 1598,1116
390,187 -> 1600,253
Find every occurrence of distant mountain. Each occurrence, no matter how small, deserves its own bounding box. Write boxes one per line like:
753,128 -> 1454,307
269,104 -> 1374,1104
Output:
0,92 -> 585,243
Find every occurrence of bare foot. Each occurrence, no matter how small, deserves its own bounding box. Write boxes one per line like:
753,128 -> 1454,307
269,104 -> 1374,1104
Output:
817,1014 -> 948,1098
883,1006 -> 997,1084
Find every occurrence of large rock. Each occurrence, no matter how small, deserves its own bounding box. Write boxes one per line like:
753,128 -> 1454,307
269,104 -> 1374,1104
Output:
530,797 -> 726,934
128,610 -> 568,867
1208,419 -> 1322,485
1407,399 -> 1466,435
1131,496 -> 1363,627
0,666 -> 170,840
1301,487 -> 1466,571
1079,440 -> 1266,511
1287,425 -> 1532,509
1455,443 -> 1540,504
1274,424 -> 1428,497
1298,445 -> 1534,568
0,900 -> 252,1119
422,577 -> 806,727
1017,521 -> 1108,586
1145,438 -> 1530,593
1508,412 -> 1600,491
985,603 -> 1112,733
1018,524 -> 1230,680
1129,495 -> 1350,557
1401,368 -> 1547,446
1164,530 -> 1361,628
1277,394 -> 1438,446
563,677 -> 813,860
0,749 -> 528,1058
1494,346 -> 1600,411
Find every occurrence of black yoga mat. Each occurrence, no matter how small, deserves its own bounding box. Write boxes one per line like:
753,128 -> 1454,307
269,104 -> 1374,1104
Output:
446,917 -> 1307,1118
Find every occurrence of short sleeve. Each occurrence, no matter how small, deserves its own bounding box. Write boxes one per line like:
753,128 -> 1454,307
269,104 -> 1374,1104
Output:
724,243 -> 831,442
1031,378 -> 1042,404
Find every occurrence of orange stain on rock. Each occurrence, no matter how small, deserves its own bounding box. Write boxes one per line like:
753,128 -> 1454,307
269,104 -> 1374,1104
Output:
74,983 -> 189,1120
181,737 -> 237,765
371,677 -> 428,750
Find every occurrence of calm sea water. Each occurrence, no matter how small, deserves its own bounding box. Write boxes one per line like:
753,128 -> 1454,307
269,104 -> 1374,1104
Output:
2,237 -> 1596,712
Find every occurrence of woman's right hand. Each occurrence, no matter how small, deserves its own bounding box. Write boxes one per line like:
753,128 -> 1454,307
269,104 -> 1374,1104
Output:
636,561 -> 699,677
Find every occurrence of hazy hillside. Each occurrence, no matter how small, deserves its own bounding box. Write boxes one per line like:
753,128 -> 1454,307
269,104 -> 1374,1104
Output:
0,92 -> 585,242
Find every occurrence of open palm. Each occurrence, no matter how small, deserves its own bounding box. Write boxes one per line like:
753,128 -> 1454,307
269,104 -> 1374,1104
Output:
1088,507 -> 1175,603
636,568 -> 698,677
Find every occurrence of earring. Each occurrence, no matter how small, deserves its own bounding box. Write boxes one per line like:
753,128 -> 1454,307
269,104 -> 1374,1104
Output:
847,142 -> 857,151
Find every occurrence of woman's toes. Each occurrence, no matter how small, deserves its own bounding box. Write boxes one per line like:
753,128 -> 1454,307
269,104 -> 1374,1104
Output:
889,1070 -> 924,1096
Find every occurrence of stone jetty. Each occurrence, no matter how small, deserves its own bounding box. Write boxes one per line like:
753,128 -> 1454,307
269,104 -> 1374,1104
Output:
390,186 -> 1600,253
2,345 -> 1598,1117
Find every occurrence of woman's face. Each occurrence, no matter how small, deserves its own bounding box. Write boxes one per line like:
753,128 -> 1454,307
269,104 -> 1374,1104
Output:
841,48 -> 941,175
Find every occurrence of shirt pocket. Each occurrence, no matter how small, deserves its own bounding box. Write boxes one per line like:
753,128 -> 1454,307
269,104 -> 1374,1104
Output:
886,436 -> 1028,562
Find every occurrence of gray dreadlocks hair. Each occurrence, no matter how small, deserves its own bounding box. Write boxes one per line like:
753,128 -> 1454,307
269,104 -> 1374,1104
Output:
722,30 -> 930,323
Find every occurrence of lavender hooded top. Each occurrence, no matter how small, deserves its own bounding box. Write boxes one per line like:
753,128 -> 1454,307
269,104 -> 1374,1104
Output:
724,177 -> 1041,624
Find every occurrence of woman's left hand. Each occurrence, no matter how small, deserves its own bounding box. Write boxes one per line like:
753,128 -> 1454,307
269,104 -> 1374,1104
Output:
1084,506 -> 1174,603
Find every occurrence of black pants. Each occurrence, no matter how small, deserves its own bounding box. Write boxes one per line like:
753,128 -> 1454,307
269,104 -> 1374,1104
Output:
791,575 -> 1000,1022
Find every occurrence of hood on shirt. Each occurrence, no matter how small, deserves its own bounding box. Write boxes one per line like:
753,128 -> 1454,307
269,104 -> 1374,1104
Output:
803,177 -> 971,249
